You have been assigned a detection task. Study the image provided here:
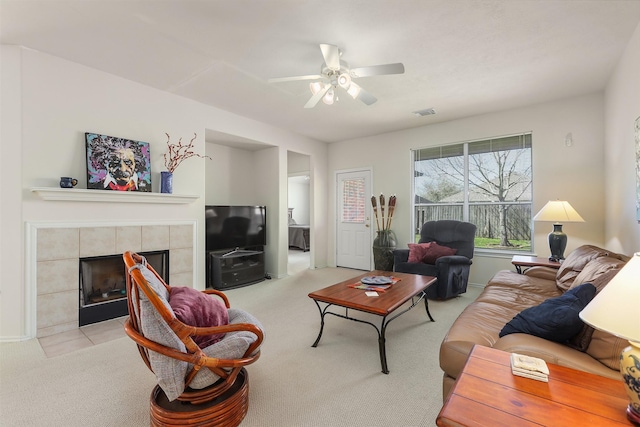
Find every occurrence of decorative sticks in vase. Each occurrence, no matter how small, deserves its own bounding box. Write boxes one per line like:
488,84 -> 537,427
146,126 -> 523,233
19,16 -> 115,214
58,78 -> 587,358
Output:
371,194 -> 396,232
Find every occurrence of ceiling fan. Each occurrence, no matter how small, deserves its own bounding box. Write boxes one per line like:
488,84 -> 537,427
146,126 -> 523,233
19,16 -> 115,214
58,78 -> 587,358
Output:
268,44 -> 405,108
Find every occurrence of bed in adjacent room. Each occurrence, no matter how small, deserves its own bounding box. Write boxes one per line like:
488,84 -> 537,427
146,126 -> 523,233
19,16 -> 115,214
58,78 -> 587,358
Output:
288,222 -> 310,251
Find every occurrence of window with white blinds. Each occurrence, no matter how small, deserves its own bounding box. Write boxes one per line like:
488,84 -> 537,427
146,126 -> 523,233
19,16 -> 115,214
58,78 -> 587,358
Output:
412,133 -> 533,252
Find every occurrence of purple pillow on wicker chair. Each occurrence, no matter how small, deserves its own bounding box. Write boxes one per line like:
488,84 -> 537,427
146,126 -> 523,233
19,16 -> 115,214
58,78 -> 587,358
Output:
169,287 -> 229,348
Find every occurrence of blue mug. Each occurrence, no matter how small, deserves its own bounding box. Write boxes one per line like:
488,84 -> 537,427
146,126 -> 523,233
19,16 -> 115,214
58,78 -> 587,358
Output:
60,177 -> 78,188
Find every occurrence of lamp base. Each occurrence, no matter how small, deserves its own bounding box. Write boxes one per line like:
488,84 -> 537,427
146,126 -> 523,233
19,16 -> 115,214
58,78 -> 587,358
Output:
548,223 -> 567,261
621,342 -> 640,426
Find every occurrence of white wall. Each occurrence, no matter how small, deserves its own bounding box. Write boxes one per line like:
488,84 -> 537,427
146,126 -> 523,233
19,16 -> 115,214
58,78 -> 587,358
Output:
0,46 -> 328,340
288,151 -> 311,174
252,147 -> 283,278
287,150 -> 311,224
205,143 -> 256,205
0,46 -> 25,339
328,93 -> 607,285
288,178 -> 310,224
604,22 -> 640,254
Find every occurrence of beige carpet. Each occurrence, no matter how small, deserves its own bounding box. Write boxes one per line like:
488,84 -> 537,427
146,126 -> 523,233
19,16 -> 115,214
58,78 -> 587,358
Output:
0,266 -> 481,426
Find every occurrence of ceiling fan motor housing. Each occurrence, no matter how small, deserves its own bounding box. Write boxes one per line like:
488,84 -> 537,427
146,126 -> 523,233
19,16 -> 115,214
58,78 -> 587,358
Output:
321,60 -> 351,88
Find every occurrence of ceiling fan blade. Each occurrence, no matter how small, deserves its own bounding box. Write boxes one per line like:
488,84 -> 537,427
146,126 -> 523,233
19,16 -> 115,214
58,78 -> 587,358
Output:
268,74 -> 323,83
304,83 -> 331,108
348,82 -> 377,105
350,63 -> 405,78
319,44 -> 341,70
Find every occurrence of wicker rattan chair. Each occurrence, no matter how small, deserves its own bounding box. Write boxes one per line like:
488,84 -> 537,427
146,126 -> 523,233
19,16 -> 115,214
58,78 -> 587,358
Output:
122,251 -> 264,426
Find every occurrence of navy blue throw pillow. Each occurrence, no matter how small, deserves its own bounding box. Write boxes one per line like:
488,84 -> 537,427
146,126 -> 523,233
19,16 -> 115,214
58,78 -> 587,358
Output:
499,283 -> 596,342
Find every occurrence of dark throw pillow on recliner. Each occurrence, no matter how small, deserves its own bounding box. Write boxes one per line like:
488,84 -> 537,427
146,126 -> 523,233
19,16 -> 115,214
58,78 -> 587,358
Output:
422,242 -> 457,264
499,283 -> 596,343
407,242 -> 457,264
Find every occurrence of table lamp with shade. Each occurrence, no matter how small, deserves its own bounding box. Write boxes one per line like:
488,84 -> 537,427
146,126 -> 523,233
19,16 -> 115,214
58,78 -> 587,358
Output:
579,252 -> 640,425
533,200 -> 585,261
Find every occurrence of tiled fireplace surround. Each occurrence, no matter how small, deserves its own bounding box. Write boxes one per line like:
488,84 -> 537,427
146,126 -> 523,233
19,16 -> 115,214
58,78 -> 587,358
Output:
31,222 -> 195,338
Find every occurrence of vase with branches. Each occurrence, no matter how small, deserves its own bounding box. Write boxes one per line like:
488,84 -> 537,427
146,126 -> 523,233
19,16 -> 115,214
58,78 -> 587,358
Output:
371,194 -> 398,270
161,132 -> 210,193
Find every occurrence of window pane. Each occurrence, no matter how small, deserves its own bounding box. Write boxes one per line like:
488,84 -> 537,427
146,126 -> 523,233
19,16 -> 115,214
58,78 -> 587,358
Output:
412,133 -> 533,251
342,178 -> 365,223
468,145 -> 532,203
469,203 -> 531,251
414,150 -> 465,205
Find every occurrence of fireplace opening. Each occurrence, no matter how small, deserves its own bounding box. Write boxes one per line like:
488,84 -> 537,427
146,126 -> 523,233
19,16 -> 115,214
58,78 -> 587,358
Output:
79,250 -> 169,327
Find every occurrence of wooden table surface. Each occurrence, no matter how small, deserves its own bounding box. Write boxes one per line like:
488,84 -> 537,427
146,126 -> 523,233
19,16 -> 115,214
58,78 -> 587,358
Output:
437,345 -> 630,426
511,255 -> 561,273
308,270 -> 436,316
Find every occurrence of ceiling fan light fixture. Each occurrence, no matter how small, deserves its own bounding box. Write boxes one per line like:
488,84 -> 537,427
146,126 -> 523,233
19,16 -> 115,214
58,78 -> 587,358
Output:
337,73 -> 351,89
322,88 -> 335,105
309,81 -> 323,95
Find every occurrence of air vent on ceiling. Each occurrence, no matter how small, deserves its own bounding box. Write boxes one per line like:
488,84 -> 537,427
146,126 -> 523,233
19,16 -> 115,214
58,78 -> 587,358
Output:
412,108 -> 436,117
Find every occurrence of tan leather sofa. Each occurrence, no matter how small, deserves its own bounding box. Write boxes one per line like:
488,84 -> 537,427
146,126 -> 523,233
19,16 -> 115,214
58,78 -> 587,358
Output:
439,245 -> 630,400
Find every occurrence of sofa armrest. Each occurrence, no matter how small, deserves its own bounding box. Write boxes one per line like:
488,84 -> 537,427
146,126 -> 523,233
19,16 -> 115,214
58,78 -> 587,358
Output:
439,340 -> 477,381
493,333 -> 621,381
523,266 -> 559,281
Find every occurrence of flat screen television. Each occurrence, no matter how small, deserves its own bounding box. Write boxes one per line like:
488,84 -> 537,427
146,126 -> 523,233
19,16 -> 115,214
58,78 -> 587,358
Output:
205,205 -> 266,251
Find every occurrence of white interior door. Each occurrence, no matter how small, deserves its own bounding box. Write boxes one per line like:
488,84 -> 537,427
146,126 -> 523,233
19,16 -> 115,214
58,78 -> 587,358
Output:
336,169 -> 372,270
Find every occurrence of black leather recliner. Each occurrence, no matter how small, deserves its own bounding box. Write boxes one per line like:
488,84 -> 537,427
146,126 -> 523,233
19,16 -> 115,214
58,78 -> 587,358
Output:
393,220 -> 476,299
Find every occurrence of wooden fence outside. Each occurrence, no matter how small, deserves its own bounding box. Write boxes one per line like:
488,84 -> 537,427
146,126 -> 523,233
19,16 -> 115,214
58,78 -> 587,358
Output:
414,204 -> 532,241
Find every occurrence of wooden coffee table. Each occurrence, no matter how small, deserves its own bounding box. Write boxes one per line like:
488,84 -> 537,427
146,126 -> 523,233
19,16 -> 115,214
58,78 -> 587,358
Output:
437,345 -> 629,426
308,270 -> 436,374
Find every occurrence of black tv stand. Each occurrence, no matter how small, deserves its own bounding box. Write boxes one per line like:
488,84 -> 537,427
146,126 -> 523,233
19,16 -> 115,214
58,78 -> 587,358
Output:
207,246 -> 265,290
221,247 -> 260,257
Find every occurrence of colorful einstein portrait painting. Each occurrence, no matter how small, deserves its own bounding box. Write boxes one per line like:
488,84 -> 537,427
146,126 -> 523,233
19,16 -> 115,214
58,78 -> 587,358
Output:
85,133 -> 151,192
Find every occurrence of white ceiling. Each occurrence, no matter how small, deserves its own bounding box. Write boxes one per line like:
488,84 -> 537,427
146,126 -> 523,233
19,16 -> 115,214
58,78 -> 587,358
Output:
2,1 -> 639,144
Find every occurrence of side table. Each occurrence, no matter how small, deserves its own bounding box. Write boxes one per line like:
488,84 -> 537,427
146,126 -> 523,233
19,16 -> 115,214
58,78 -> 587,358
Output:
511,255 -> 561,274
436,345 -> 629,426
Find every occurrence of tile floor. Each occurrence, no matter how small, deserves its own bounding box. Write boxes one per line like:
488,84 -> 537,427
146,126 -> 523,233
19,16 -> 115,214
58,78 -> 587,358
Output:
37,317 -> 128,358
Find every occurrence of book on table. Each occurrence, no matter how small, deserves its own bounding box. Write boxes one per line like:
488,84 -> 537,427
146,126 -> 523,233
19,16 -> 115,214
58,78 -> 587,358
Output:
510,352 -> 549,382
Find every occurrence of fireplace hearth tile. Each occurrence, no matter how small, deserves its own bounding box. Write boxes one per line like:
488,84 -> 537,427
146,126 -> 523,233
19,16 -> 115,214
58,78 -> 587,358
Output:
170,224 -> 193,248
37,321 -> 78,338
169,271 -> 193,288
37,290 -> 78,329
170,247 -> 192,274
38,328 -> 85,346
37,228 -> 79,261
37,259 -> 77,294
82,318 -> 126,345
80,227 -> 116,257
40,333 -> 93,358
141,225 -> 170,251
116,226 -> 142,253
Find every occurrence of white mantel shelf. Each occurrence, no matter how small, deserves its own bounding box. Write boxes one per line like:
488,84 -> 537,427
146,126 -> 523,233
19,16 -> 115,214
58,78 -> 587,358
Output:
31,187 -> 199,204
